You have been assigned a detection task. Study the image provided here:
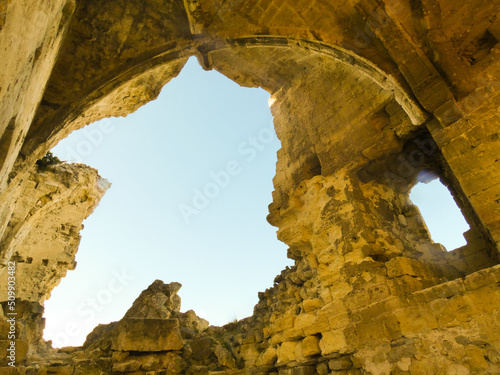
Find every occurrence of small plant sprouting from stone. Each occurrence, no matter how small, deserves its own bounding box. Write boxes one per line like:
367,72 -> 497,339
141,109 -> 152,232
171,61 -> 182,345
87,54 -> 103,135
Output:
36,151 -> 61,170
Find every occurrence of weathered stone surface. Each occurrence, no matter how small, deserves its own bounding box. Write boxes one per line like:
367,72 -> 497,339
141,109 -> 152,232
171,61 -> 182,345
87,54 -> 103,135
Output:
328,356 -> 353,371
189,337 -> 214,361
214,344 -> 236,368
0,0 -> 75,193
111,318 -> 184,352
0,162 -> 109,304
112,359 -> 141,372
124,280 -> 182,319
277,341 -> 298,363
257,346 -> 278,366
301,336 -> 321,358
319,330 -> 349,356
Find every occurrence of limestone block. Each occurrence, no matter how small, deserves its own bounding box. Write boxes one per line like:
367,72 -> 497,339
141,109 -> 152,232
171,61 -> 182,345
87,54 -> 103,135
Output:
238,343 -> 260,364
316,301 -> 349,332
294,313 -> 316,330
214,345 -> 236,368
274,313 -> 296,332
278,341 -> 298,363
178,309 -> 209,332
277,365 -> 316,375
0,368 -> 25,375
301,336 -> 321,357
463,266 -> 500,291
328,356 -> 353,370
319,288 -> 332,304
394,307 -> 438,337
186,365 -> 208,374
111,318 -> 183,352
302,298 -> 322,313
294,341 -> 306,362
283,327 -> 304,340
270,332 -> 285,346
98,349 -> 120,363
189,337 -> 214,361
319,329 -> 349,355
366,282 -> 392,304
464,346 -> 490,371
160,352 -> 185,373
112,360 -> 141,372
36,367 -> 75,375
434,100 -> 463,126
442,295 -> 474,324
316,362 -> 329,375
138,354 -> 161,371
302,315 -> 333,336
257,346 -> 278,366
57,368 -> 75,375
386,257 -> 433,279
124,280 -> 182,319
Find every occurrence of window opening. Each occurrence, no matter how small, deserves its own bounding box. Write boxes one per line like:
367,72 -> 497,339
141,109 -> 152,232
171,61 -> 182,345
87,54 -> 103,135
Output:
410,175 -> 470,251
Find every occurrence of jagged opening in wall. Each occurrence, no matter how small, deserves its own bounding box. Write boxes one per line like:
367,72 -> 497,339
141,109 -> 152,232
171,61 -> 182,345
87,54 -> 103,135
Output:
410,171 -> 470,251
304,154 -> 322,179
42,56 -> 293,348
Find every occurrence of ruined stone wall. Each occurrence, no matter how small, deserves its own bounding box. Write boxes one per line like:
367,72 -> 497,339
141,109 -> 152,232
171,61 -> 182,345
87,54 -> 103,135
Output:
0,161 -> 108,369
0,163 -> 109,303
1,0 -> 500,374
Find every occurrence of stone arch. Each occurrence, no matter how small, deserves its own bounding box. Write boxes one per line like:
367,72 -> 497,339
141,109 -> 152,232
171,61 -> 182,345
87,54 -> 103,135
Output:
11,36 -> 435,247
16,36 -> 426,180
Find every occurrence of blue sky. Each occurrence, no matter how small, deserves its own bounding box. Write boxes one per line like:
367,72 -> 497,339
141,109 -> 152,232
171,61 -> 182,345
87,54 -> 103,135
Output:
410,179 -> 469,249
44,57 -> 469,347
45,57 -> 294,347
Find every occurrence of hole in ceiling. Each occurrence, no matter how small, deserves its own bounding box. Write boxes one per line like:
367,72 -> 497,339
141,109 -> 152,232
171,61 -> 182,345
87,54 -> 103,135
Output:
410,173 -> 470,251
43,56 -> 294,347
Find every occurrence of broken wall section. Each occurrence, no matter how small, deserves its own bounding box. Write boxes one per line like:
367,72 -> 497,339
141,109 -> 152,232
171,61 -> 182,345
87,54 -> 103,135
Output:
0,161 -> 109,363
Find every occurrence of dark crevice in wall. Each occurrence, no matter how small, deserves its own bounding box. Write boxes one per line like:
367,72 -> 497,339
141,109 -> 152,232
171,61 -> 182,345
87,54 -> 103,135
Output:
0,117 -> 16,171
357,127 -> 442,191
357,126 -> 499,275
460,30 -> 498,66
304,154 -> 322,179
